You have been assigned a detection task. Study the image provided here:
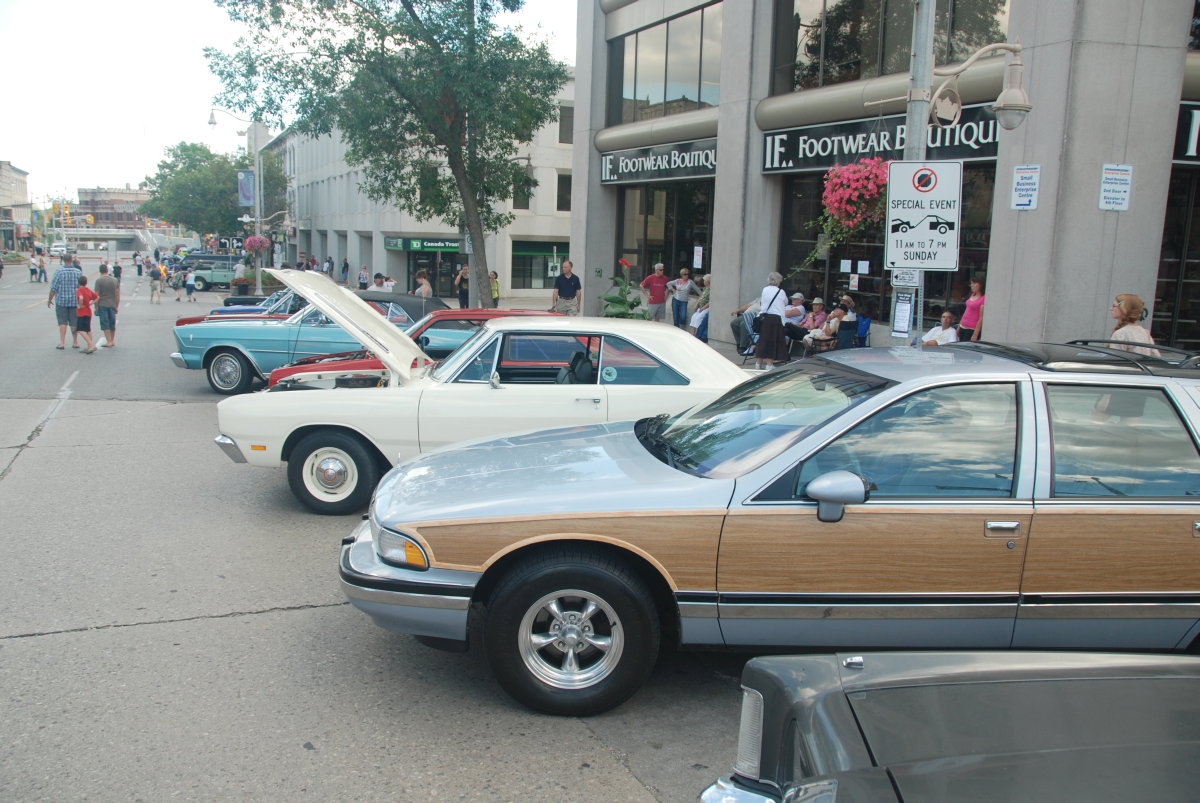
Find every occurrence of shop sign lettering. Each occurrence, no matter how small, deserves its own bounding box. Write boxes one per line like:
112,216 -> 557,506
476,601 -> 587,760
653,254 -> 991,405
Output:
601,138 -> 718,184
763,104 -> 998,174
1173,102 -> 1200,162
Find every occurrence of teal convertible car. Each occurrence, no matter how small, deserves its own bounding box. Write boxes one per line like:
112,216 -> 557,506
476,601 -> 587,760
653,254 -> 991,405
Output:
170,284 -> 448,394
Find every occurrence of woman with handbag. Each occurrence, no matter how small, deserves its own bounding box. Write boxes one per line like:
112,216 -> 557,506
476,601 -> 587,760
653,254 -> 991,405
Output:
754,272 -> 789,370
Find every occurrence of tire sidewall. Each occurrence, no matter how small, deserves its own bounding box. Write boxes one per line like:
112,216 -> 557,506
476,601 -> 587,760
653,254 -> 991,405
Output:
194,278 -> 207,291
484,558 -> 659,716
287,431 -> 377,515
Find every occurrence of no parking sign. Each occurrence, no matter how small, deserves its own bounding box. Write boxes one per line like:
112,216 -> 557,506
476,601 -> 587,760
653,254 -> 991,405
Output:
885,161 -> 962,272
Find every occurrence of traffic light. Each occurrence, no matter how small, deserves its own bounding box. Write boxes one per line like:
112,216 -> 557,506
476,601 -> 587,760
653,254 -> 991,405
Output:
86,215 -> 94,225
52,203 -> 60,215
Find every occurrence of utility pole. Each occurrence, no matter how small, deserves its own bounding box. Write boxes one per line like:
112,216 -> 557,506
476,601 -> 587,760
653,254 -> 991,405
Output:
902,0 -> 937,339
253,123 -> 264,296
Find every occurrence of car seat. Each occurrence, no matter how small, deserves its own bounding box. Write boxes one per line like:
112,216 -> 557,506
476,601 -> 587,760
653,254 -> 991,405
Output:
556,351 -> 590,384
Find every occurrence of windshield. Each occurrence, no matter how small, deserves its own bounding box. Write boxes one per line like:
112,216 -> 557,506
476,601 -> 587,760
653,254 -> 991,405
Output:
404,313 -> 434,337
658,362 -> 893,478
432,326 -> 494,381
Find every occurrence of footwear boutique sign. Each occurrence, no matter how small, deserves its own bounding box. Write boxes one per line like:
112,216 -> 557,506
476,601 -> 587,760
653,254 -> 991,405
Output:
762,104 -> 1000,174
600,138 -> 718,184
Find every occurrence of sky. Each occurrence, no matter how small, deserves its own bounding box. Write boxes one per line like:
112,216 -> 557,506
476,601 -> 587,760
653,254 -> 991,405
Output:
0,0 -> 577,205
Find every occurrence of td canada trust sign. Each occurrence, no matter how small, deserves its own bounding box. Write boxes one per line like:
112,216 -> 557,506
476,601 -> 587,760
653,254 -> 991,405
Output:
600,138 -> 718,184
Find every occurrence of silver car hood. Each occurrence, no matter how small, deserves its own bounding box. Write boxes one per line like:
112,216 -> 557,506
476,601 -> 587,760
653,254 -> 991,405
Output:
372,422 -> 734,526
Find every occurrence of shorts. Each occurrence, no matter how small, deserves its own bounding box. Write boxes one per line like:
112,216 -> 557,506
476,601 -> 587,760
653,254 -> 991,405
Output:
55,305 -> 77,328
98,306 -> 116,331
75,315 -> 92,332
646,302 -> 665,321
150,280 -> 162,291
186,285 -> 195,296
359,281 -> 368,290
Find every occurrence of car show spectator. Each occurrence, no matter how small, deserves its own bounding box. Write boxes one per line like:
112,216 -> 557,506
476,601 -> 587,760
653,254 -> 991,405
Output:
665,269 -> 700,329
640,263 -> 669,322
48,257 -> 82,349
412,270 -> 432,297
148,263 -> 163,303
1108,294 -> 1160,357
959,274 -> 985,341
185,270 -> 197,302
754,272 -> 789,369
690,275 -> 711,341
551,260 -> 582,316
729,296 -> 762,353
803,303 -> 847,354
921,310 -> 960,347
94,264 -> 120,347
782,292 -> 807,340
74,275 -> 99,353
490,271 -> 500,308
454,266 -> 470,308
372,273 -> 386,289
358,266 -> 369,289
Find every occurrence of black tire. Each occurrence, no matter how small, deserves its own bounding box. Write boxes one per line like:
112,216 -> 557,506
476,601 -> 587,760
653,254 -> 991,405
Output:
207,350 -> 252,395
193,277 -> 208,291
287,430 -> 379,515
483,547 -> 660,716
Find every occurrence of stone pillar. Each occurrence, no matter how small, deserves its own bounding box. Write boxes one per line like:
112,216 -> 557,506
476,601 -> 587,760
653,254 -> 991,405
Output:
572,0 -> 619,316
708,0 -> 782,345
986,0 -> 1192,343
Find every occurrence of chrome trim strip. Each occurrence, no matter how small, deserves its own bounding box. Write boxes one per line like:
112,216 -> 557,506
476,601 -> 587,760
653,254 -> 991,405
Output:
1031,380 -> 1053,499
1015,380 -> 1036,499
678,602 -> 719,619
718,603 -> 1016,620
339,578 -> 471,610
1017,603 -> 1200,620
169,352 -> 187,368
214,434 -> 247,463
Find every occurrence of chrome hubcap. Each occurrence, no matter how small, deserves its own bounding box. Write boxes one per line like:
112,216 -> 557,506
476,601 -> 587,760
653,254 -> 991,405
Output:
212,355 -> 241,388
518,590 -> 624,690
315,457 -> 348,489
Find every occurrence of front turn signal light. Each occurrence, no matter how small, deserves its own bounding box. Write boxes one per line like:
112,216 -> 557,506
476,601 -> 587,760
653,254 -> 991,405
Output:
376,528 -> 429,570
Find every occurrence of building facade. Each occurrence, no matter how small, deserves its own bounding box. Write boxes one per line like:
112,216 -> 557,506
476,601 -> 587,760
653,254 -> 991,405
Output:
0,161 -> 31,251
76,186 -> 151,231
279,79 -> 575,303
573,0 -> 1200,349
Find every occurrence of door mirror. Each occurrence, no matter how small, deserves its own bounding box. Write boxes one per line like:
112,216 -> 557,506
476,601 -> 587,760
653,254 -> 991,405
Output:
805,470 -> 869,523
489,372 -> 503,389
418,335 -> 431,349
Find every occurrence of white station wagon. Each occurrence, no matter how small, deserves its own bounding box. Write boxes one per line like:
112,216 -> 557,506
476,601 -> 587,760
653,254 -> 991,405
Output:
214,270 -> 749,514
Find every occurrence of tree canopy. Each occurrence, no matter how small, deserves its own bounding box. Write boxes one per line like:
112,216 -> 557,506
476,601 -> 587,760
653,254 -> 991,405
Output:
205,0 -> 570,305
140,142 -> 286,236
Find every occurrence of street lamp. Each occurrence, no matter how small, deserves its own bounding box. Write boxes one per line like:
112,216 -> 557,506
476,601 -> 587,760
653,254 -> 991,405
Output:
929,41 -> 1033,132
209,108 -> 265,295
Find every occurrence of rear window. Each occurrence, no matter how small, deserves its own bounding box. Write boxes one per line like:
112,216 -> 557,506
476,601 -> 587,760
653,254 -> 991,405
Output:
848,678 -> 1200,767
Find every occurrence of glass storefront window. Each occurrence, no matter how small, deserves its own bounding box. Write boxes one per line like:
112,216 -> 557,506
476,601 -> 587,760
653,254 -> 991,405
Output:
616,181 -> 714,285
1153,168 -> 1200,351
511,241 -> 570,290
607,3 -> 724,127
778,163 -> 995,332
771,0 -> 1008,95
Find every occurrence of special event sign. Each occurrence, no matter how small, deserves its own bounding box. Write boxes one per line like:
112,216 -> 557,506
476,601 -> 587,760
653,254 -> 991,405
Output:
884,161 -> 963,272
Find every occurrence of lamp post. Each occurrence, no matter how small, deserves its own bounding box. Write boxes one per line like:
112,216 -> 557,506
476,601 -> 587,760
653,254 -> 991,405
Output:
209,109 -> 265,295
899,0 -> 1033,340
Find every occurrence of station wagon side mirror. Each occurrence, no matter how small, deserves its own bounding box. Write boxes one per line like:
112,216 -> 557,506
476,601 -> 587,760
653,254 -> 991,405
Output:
489,372 -> 503,390
806,470 -> 869,523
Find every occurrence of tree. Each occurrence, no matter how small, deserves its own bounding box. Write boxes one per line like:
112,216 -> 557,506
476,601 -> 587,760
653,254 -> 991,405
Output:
205,0 -> 570,306
140,142 -> 286,236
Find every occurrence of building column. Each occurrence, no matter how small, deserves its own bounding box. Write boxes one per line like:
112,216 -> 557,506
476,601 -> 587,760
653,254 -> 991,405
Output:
986,0 -> 1192,342
708,0 -> 782,345
572,0 -> 618,316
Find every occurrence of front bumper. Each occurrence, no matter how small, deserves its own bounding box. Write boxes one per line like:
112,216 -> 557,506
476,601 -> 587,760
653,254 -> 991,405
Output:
698,775 -> 778,803
339,519 -> 481,641
214,435 -> 247,463
169,352 -> 187,368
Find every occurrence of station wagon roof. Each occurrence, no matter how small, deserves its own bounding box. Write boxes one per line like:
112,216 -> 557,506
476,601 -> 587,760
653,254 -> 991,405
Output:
821,346 -> 1028,382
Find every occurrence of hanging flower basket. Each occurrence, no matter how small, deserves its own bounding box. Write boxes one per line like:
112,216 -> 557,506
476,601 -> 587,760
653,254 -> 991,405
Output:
244,235 -> 272,253
797,157 -> 890,271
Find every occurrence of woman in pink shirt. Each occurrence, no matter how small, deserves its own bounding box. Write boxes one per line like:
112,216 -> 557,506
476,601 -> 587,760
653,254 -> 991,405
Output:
958,274 -> 985,342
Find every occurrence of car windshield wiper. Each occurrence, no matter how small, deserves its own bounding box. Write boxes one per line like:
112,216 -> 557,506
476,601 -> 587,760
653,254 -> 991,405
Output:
638,414 -> 686,470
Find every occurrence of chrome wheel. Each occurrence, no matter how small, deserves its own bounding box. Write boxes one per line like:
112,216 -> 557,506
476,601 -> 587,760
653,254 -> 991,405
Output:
300,446 -> 358,503
518,589 -> 624,690
210,353 -> 242,390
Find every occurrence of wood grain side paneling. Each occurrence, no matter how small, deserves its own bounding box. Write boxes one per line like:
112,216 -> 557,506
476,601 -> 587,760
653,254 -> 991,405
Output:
1020,509 -> 1200,594
718,506 -> 1032,593
408,511 -> 726,590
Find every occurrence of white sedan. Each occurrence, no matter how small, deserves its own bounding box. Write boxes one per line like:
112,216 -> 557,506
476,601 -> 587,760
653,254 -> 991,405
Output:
215,270 -> 749,514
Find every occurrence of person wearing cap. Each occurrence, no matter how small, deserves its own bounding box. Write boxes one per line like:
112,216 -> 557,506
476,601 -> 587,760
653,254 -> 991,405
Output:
799,298 -> 827,333
372,273 -> 386,289
782,292 -> 807,341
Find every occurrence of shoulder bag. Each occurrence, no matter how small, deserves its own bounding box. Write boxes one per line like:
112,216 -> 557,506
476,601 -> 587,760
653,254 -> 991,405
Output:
752,288 -> 784,334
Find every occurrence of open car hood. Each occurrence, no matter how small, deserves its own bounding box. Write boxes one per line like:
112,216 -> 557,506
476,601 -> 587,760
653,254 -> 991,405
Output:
267,269 -> 428,382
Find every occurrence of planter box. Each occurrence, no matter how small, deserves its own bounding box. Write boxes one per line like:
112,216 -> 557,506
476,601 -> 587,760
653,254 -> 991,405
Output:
235,284 -> 250,296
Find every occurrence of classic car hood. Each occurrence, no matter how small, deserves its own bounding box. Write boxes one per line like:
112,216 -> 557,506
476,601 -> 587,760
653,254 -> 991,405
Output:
267,269 -> 428,382
373,422 -> 734,526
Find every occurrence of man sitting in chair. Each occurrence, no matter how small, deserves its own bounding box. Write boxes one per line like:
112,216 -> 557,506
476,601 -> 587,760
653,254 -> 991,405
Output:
803,302 -> 848,354
921,310 -> 960,347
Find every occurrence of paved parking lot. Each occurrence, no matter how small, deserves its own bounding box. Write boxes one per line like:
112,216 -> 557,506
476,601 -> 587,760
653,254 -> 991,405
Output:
0,268 -> 744,802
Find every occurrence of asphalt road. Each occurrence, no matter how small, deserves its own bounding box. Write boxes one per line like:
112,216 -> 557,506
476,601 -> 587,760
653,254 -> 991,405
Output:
0,258 -> 745,803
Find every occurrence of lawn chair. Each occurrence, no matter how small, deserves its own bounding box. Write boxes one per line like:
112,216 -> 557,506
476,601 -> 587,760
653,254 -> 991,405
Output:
855,316 -> 872,347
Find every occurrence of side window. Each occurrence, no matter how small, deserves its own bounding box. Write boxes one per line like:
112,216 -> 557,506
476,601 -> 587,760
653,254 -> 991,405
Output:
498,334 -> 599,384
599,336 -> 687,385
421,319 -> 482,357
793,383 -> 1020,499
454,338 -> 499,383
1046,385 -> 1200,497
384,303 -> 413,325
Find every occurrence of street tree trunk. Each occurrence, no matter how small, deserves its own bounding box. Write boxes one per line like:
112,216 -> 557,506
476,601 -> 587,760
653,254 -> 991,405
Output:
447,154 -> 491,310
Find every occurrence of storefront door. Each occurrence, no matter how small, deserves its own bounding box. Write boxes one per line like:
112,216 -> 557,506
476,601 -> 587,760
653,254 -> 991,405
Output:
408,251 -> 461,299
616,180 -> 714,284
1153,168 -> 1200,351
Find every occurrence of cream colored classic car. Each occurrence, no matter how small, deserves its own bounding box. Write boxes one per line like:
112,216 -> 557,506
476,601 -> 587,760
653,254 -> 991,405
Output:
214,269 -> 749,514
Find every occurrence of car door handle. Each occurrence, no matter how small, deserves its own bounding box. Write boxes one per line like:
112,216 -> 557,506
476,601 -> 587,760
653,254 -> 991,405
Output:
984,521 -> 1022,537
576,397 -> 602,403
1194,521 -> 1200,537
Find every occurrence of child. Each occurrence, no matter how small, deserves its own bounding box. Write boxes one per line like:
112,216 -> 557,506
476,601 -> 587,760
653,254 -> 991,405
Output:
75,275 -> 99,354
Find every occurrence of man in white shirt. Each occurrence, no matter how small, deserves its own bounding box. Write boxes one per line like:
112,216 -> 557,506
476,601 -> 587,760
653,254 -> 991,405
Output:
921,310 -> 960,347
783,292 -> 807,340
